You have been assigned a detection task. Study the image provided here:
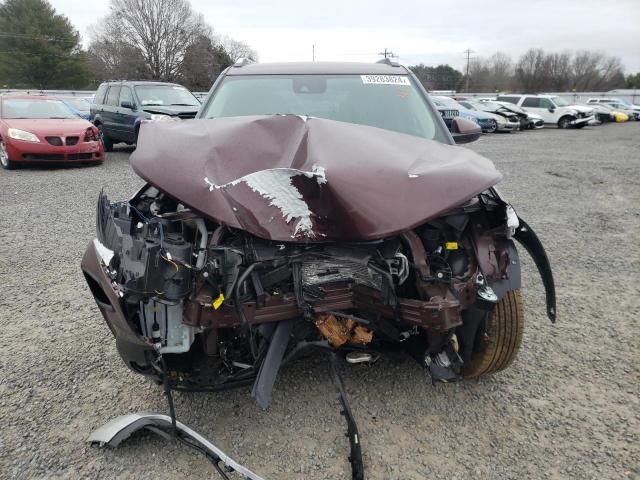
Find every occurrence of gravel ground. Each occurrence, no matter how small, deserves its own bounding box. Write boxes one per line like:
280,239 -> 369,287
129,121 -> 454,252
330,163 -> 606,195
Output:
1,123 -> 638,480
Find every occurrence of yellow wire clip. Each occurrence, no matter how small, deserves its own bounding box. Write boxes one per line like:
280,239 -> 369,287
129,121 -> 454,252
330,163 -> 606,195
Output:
212,293 -> 225,310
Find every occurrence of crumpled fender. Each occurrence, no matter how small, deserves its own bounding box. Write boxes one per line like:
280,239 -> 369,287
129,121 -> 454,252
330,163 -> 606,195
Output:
88,412 -> 265,480
513,218 -> 557,323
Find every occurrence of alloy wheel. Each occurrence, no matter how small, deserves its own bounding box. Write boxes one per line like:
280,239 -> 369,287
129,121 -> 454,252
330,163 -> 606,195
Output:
0,141 -> 10,168
558,117 -> 571,129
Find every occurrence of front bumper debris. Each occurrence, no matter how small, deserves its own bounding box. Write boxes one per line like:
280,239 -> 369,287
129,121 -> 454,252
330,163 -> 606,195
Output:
88,412 -> 265,480
571,115 -> 594,126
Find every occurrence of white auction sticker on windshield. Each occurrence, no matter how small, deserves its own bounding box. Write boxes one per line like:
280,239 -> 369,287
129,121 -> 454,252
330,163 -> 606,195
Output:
361,75 -> 410,85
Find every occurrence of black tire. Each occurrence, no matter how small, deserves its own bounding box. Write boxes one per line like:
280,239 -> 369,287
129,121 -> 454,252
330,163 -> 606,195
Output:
485,120 -> 497,133
0,140 -> 16,169
557,116 -> 573,129
462,289 -> 524,378
574,123 -> 587,129
96,123 -> 114,152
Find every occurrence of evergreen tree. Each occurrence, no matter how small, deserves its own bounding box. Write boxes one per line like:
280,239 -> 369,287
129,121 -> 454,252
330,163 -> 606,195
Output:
0,0 -> 90,88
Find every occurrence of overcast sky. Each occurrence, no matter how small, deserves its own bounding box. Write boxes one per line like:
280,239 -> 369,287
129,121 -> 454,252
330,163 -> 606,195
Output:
54,0 -> 640,72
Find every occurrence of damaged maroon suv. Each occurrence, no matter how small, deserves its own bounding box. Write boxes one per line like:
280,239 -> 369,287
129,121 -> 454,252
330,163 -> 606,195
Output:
82,61 -> 555,404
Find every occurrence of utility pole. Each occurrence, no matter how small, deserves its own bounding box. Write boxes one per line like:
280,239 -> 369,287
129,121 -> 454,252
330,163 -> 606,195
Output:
312,44 -> 315,62
378,48 -> 397,60
464,48 -> 475,93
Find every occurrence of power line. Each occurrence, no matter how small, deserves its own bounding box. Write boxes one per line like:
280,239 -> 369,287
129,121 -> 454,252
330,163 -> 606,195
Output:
378,48 -> 398,60
0,50 -> 81,58
0,32 -> 77,44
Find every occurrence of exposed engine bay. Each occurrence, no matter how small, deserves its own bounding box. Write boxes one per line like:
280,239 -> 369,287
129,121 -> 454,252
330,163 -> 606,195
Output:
90,184 -> 545,399
82,115 -> 556,479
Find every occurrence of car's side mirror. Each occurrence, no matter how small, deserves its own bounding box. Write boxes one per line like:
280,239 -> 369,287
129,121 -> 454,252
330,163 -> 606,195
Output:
451,117 -> 482,144
548,108 -> 555,113
120,100 -> 134,109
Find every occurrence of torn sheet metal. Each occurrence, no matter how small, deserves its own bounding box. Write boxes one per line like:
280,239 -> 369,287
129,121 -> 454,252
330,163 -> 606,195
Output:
131,114 -> 502,242
205,166 -> 326,238
88,412 -> 265,480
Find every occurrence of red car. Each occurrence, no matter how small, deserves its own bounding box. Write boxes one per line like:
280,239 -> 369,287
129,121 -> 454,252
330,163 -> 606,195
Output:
0,95 -> 104,169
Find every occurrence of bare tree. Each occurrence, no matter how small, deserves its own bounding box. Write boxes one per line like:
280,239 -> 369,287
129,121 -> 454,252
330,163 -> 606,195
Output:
571,50 -> 604,90
463,53 -> 513,93
90,0 -> 210,82
542,52 -> 572,90
218,35 -> 258,62
515,48 -> 546,92
591,55 -> 625,91
467,58 -> 491,92
488,52 -> 513,91
87,38 -> 151,82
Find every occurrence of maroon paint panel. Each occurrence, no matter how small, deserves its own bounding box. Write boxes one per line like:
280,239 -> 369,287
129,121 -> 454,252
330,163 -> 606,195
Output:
131,115 -> 502,242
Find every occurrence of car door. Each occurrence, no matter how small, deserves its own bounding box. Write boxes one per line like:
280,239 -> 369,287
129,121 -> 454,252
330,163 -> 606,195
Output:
116,86 -> 137,143
520,97 -> 552,123
102,85 -> 121,140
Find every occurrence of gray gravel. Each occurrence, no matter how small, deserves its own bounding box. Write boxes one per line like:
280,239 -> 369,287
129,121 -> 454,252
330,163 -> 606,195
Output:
1,124 -> 638,480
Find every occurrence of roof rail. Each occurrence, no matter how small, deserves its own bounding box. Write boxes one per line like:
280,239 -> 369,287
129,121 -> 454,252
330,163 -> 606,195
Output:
376,57 -> 401,67
233,57 -> 255,68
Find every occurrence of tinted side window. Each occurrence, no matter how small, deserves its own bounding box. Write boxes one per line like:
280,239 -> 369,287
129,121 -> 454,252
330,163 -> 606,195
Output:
94,84 -> 108,104
522,97 -> 540,108
497,96 -> 519,105
105,86 -> 121,106
119,87 -> 133,106
539,98 -> 554,109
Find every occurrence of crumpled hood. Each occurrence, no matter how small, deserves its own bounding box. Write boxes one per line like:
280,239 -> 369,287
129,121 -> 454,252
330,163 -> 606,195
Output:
131,115 -> 502,242
570,104 -> 594,114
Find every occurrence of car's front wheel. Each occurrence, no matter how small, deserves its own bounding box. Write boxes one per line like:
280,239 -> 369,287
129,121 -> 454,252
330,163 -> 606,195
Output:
96,124 -> 114,152
485,120 -> 497,133
557,116 -> 573,129
0,140 -> 15,170
462,289 -> 524,378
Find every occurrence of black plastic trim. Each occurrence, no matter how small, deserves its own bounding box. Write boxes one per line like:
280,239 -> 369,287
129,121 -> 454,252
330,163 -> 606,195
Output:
514,218 -> 557,322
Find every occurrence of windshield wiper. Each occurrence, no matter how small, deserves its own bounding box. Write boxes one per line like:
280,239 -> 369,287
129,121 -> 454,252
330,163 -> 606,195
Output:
170,103 -> 198,106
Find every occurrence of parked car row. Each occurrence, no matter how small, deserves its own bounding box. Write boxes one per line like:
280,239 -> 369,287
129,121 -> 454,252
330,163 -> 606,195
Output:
587,97 -> 640,120
430,92 -> 639,137
1,69 -> 638,171
0,80 -> 202,169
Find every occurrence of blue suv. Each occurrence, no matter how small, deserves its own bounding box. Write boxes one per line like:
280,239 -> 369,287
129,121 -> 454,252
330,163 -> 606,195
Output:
91,81 -> 200,151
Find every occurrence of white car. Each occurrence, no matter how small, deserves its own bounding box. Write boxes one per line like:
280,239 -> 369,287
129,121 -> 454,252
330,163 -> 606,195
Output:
587,98 -> 640,119
497,94 -> 595,129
